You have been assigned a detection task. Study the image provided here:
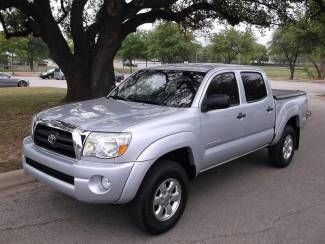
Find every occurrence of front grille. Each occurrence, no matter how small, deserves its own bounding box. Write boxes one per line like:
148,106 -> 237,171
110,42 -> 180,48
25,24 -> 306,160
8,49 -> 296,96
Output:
25,157 -> 74,185
34,124 -> 76,158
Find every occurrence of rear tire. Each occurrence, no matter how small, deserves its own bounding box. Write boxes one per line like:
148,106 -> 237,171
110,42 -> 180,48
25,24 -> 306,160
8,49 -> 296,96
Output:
269,125 -> 296,168
131,160 -> 188,234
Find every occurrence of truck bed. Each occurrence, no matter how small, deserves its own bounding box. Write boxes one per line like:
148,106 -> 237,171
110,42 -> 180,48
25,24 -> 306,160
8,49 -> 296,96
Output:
272,89 -> 306,100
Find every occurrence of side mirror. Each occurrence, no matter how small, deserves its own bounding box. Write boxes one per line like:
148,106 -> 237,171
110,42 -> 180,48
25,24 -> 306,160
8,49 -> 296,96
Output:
201,94 -> 231,112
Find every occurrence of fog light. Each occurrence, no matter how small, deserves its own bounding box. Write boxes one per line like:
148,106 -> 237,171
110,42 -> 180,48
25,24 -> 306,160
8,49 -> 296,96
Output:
101,176 -> 112,190
88,175 -> 112,194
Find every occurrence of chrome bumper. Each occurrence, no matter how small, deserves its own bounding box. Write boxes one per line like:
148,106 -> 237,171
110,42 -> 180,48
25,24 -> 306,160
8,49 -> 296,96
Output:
22,136 -> 137,204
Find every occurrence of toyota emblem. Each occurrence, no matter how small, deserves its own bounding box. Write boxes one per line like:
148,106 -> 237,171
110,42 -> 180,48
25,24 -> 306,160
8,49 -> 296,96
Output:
48,133 -> 57,145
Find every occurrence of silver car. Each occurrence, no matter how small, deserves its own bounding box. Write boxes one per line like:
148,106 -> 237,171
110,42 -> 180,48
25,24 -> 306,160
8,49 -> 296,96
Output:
23,64 -> 308,234
53,68 -> 65,80
0,72 -> 29,87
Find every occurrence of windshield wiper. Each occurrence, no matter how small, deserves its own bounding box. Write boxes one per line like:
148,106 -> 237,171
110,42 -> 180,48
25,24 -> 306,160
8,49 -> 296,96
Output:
109,95 -> 162,106
130,98 -> 161,106
108,95 -> 130,101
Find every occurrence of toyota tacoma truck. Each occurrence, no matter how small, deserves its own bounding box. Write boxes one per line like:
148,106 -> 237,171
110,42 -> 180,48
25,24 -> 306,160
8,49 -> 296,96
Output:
22,64 -> 308,234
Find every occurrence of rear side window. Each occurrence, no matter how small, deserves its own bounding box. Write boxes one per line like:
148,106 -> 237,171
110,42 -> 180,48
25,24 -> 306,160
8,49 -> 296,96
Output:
207,72 -> 240,106
241,72 -> 267,102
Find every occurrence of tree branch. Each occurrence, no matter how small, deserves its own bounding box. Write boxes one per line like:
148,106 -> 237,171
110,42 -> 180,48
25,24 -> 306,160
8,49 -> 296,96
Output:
0,11 -> 34,38
122,2 -> 217,36
70,0 -> 89,55
56,0 -> 69,23
0,0 -> 36,17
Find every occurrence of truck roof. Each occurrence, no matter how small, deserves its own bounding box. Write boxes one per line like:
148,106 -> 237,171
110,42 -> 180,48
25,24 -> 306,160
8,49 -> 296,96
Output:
147,63 -> 263,73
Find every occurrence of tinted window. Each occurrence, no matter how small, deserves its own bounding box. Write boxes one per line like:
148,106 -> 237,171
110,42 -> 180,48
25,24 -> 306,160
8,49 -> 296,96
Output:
109,70 -> 205,107
241,72 -> 267,102
206,72 -> 240,106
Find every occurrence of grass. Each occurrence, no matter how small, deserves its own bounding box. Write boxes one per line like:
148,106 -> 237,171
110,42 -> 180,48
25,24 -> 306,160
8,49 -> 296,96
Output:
0,87 -> 66,173
256,66 -> 315,80
116,65 -> 316,80
114,67 -> 140,74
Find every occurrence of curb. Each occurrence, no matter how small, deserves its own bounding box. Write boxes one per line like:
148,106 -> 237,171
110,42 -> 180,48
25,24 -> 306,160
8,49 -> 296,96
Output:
0,169 -> 35,191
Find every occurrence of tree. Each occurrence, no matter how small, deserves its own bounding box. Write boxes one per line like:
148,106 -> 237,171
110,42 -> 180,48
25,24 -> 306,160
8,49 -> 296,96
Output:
118,31 -> 147,68
293,8 -> 325,79
146,23 -> 196,63
24,36 -> 49,71
0,0 -> 308,101
210,28 -> 255,64
270,25 -> 303,80
0,33 -> 49,71
250,43 -> 269,64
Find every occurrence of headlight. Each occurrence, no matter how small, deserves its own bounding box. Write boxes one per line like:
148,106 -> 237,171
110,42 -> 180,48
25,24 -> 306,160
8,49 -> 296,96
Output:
83,132 -> 131,159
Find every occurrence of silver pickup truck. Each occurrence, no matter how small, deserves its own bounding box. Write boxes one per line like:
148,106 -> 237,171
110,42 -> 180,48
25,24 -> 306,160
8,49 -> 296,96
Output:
23,64 -> 308,234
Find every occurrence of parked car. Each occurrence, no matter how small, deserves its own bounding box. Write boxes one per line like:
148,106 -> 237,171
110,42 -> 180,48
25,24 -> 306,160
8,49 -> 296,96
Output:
54,68 -> 65,80
0,72 -> 29,87
123,60 -> 137,67
40,69 -> 55,79
23,64 -> 308,234
114,71 -> 124,84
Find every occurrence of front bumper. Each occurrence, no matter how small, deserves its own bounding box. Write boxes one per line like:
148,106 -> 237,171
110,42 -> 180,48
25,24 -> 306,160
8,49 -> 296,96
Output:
22,136 -> 149,204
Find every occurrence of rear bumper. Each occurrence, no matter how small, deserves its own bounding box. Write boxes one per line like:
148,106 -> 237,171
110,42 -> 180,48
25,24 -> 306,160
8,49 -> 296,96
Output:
22,136 -> 152,204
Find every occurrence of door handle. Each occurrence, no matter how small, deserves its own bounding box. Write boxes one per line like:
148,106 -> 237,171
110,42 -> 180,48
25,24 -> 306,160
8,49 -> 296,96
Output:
266,106 -> 274,112
237,112 -> 246,119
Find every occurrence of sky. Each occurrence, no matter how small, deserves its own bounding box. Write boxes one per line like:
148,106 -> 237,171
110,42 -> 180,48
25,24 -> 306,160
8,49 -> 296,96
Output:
1,20 -> 274,46
139,22 -> 274,47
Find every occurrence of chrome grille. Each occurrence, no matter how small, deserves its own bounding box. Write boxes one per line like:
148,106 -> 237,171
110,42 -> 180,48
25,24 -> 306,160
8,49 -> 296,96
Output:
34,124 -> 76,158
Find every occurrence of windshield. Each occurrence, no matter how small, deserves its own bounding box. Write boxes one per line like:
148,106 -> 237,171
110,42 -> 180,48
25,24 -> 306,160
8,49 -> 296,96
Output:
108,69 -> 205,107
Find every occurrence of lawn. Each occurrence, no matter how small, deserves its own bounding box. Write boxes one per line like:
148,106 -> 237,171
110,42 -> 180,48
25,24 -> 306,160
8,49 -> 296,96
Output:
116,65 -> 314,80
0,87 -> 66,173
257,66 -> 313,80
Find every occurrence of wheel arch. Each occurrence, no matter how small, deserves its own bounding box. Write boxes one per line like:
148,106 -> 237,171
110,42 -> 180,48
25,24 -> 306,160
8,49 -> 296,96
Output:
117,133 -> 201,203
272,114 -> 300,149
286,115 -> 300,149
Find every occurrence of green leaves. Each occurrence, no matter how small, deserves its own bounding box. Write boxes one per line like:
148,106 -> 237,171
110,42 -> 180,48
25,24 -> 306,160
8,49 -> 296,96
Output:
146,23 -> 197,63
210,28 -> 259,64
0,33 -> 49,71
118,31 -> 147,62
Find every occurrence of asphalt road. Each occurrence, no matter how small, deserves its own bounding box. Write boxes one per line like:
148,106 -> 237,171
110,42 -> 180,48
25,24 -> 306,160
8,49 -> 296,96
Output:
1,80 -> 325,243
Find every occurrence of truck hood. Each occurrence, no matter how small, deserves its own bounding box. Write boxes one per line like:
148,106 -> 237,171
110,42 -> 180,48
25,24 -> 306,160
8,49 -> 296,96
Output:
37,97 -> 179,132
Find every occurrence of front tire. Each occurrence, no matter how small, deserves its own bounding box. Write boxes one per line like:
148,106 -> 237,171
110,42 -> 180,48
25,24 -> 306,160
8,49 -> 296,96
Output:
131,160 -> 188,234
269,125 -> 296,168
18,80 -> 28,87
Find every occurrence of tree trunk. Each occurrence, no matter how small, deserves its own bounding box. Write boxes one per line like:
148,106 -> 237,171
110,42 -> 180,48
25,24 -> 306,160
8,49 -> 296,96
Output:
65,65 -> 93,101
89,21 -> 122,99
289,64 -> 295,80
309,57 -> 322,79
28,56 -> 34,71
288,53 -> 298,80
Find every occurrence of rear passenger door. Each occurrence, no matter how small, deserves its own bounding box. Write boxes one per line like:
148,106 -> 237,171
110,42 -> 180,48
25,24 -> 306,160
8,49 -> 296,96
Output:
240,72 -> 275,151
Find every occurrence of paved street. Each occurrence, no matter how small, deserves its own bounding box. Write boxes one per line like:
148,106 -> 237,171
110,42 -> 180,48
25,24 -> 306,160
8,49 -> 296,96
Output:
1,80 -> 325,243
28,76 -> 67,89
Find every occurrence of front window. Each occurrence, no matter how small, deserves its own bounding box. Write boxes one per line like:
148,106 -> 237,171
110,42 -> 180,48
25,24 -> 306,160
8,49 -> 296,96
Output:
206,72 -> 240,107
108,69 -> 205,107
